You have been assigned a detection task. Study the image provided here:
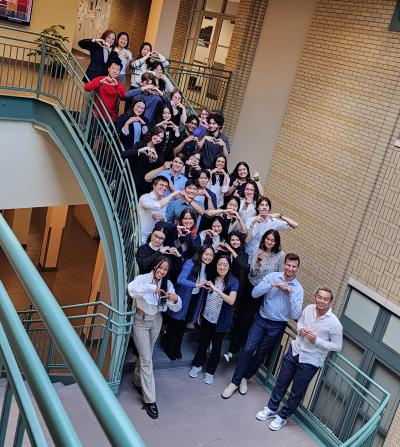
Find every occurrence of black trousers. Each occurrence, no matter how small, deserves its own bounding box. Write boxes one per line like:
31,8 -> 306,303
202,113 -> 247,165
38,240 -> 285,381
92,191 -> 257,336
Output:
192,318 -> 225,375
164,317 -> 186,356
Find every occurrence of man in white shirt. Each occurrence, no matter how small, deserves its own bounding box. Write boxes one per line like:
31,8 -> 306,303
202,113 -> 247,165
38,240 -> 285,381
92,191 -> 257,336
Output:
138,176 -> 180,243
256,287 -> 343,431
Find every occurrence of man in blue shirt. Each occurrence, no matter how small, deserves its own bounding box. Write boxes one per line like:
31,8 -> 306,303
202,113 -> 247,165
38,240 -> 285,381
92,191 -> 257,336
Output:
144,154 -> 188,196
221,253 -> 304,399
165,180 -> 205,223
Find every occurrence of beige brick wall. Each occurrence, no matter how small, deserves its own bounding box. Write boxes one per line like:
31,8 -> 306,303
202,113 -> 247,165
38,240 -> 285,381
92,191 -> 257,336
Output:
169,0 -> 195,61
108,0 -> 151,57
265,0 -> 400,443
72,205 -> 99,238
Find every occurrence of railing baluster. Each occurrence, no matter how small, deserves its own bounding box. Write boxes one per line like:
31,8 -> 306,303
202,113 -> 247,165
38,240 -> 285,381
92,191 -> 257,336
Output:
0,381 -> 13,445
13,414 -> 25,447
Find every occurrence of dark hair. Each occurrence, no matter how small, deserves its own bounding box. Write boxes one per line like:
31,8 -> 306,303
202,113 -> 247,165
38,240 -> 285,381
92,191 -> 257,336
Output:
209,252 -> 232,294
197,168 -> 211,181
178,208 -> 197,232
137,41 -> 153,59
146,226 -> 167,243
200,107 -> 209,115
173,153 -> 186,163
171,89 -> 183,100
232,161 -> 250,182
116,32 -> 129,48
129,99 -> 146,117
149,61 -> 166,91
240,179 -> 259,202
259,229 -> 281,254
145,126 -> 165,144
210,215 -> 224,229
156,103 -> 173,125
151,256 -> 170,308
226,195 -> 240,211
152,175 -> 169,186
188,245 -> 215,282
149,60 -> 165,73
184,179 -> 198,189
141,72 -> 157,84
315,286 -> 334,301
285,252 -> 300,266
226,230 -> 246,255
207,112 -> 224,128
100,30 -> 116,45
210,155 -> 228,186
186,114 -> 200,126
107,59 -> 122,70
255,196 -> 272,214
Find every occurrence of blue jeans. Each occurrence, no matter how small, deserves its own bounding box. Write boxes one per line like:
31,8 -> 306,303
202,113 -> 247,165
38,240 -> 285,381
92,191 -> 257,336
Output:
268,346 -> 319,419
232,313 -> 287,386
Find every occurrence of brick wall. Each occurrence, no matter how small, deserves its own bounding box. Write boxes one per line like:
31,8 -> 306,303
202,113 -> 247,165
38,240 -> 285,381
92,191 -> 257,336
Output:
108,0 -> 151,57
72,205 -> 99,238
169,0 -> 195,60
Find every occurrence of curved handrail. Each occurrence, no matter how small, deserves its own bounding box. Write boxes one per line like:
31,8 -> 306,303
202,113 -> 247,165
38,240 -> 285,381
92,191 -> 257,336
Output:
0,282 -> 83,447
0,213 -> 145,446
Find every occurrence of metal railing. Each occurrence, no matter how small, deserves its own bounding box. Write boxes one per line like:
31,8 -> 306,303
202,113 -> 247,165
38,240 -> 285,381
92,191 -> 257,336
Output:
18,301 -> 133,388
166,59 -> 231,112
0,23 -> 141,294
0,213 -> 145,446
259,326 -> 390,447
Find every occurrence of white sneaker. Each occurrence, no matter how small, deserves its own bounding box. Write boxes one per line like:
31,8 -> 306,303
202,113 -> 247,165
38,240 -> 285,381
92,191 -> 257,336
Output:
221,382 -> 238,399
189,366 -> 202,378
204,373 -> 214,384
269,415 -> 287,431
238,378 -> 248,395
224,352 -> 233,362
256,406 -> 277,421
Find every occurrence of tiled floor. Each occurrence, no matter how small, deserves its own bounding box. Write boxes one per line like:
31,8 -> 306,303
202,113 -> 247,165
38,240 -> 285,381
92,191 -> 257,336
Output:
117,364 -> 320,447
0,206 -> 99,310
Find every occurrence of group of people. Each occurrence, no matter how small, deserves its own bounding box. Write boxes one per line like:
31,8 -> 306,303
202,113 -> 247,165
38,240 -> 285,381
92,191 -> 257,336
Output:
80,29 -> 344,432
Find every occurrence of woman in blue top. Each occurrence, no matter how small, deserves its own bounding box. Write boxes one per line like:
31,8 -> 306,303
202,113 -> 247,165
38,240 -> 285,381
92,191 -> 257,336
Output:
163,245 -> 215,360
189,252 -> 239,384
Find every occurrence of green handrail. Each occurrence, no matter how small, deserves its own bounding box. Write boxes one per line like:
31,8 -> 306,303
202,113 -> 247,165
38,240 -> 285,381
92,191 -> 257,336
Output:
0,213 -> 146,446
0,282 -> 83,447
259,325 -> 390,446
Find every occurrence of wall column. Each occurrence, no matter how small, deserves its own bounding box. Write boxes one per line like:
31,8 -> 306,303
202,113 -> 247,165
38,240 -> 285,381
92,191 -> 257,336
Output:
38,206 -> 68,271
3,208 -> 32,248
145,0 -> 180,57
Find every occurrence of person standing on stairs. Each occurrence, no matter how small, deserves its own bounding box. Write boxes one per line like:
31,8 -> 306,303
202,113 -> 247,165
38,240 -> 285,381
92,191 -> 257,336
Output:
128,257 -> 182,419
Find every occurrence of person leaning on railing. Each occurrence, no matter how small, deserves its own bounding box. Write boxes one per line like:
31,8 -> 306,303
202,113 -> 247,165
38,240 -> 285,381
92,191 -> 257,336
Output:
255,287 -> 343,431
78,29 -> 120,80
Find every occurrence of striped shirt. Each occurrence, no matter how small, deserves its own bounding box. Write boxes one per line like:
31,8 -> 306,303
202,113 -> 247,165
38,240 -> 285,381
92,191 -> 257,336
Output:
203,281 -> 225,324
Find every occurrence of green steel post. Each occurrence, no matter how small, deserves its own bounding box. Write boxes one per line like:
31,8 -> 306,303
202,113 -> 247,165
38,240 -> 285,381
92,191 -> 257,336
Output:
0,215 -> 146,447
0,282 -> 83,447
0,382 -> 13,445
36,37 -> 47,99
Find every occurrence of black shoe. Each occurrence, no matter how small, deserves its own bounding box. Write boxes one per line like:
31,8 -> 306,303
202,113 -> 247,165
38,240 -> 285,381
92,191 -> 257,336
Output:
143,402 -> 158,419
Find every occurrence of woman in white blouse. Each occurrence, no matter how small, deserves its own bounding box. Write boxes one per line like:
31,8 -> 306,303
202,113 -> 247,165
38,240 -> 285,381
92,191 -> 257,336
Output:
128,257 -> 182,419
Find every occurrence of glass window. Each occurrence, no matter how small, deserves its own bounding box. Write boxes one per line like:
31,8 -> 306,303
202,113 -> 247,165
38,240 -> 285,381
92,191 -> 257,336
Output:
224,0 -> 239,15
382,314 -> 400,354
205,0 -> 224,13
344,289 -> 380,332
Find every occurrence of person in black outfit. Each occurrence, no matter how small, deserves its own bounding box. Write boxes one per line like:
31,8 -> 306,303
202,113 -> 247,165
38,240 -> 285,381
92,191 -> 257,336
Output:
121,126 -> 166,197
115,99 -> 148,150
173,114 -> 200,159
78,30 -> 120,80
135,227 -> 183,281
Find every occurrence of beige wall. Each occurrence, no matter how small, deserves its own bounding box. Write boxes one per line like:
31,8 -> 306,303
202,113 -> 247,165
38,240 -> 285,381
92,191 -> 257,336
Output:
231,0 -> 317,176
0,122 -> 86,209
0,0 -> 79,49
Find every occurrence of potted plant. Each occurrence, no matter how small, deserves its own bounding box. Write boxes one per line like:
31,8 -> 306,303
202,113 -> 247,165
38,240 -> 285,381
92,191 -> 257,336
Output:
28,25 -> 70,78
